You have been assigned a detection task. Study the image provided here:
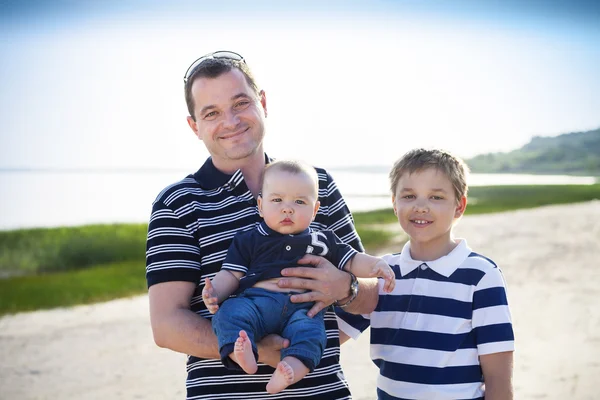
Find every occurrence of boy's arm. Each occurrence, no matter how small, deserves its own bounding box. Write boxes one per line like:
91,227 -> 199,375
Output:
344,253 -> 395,293
480,351 -> 514,400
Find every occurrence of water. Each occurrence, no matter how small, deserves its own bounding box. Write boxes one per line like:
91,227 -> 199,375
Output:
0,170 -> 596,231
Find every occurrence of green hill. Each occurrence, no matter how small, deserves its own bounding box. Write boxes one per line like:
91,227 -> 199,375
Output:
466,128 -> 600,175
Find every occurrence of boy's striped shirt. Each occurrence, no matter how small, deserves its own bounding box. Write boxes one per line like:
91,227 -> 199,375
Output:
338,239 -> 514,400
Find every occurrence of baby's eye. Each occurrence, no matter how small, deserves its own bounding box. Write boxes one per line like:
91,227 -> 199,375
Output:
271,198 -> 282,203
295,200 -> 306,205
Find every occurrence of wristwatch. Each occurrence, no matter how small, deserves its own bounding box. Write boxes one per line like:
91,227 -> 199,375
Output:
334,272 -> 359,308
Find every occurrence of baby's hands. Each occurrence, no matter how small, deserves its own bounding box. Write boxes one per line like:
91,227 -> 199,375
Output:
202,277 -> 220,314
371,260 -> 395,293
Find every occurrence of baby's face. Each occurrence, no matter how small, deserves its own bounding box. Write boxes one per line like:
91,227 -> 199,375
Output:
258,170 -> 320,235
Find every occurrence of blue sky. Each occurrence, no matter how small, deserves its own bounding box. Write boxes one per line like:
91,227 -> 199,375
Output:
1,0 -> 599,170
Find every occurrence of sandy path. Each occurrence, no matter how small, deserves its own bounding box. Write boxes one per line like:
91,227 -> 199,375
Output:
1,201 -> 599,399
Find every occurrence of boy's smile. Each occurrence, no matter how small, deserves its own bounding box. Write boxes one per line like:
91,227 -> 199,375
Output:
392,168 -> 466,261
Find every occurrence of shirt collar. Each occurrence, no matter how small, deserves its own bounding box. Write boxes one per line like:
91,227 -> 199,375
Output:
257,221 -> 311,237
399,239 -> 471,278
192,153 -> 273,190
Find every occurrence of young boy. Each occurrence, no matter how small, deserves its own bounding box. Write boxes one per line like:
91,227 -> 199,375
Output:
202,159 -> 395,394
338,148 -> 515,399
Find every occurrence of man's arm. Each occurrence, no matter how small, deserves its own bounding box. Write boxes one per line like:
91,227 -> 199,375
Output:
278,254 -> 379,316
480,351 -> 514,400
149,280 -> 289,366
149,281 -> 220,359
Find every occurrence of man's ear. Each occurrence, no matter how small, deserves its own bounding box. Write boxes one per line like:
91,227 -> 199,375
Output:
455,196 -> 467,218
187,116 -> 202,140
259,90 -> 267,118
312,200 -> 321,220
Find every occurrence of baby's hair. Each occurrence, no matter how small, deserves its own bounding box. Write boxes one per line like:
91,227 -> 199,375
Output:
389,148 -> 470,201
263,160 -> 319,195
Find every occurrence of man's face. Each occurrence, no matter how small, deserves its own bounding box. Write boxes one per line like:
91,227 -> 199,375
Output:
257,170 -> 320,235
187,69 -> 267,171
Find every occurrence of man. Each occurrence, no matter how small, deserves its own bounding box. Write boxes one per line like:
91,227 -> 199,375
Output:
146,51 -> 377,399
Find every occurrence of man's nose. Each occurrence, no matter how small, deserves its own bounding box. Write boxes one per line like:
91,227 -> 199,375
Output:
222,110 -> 240,129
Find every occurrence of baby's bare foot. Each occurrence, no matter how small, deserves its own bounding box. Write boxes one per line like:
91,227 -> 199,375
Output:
266,361 -> 294,394
233,330 -> 257,374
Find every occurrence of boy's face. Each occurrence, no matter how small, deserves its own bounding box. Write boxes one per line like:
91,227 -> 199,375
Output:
392,168 -> 467,251
257,170 -> 320,235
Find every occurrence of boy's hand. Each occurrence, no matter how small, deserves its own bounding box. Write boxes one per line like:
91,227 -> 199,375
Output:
372,260 -> 395,293
202,277 -> 219,314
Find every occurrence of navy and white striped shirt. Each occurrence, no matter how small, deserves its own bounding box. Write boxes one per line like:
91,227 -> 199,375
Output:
146,155 -> 364,399
338,239 -> 514,400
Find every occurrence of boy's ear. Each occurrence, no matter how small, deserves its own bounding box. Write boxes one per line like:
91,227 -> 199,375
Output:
455,195 -> 467,218
312,200 -> 321,220
392,195 -> 398,217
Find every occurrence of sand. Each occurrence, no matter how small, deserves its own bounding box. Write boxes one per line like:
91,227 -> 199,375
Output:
1,201 -> 599,399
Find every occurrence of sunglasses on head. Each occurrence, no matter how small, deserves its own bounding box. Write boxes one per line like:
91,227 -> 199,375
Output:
183,50 -> 245,84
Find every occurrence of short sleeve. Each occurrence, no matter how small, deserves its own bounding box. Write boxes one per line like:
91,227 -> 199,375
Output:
146,201 -> 202,287
317,169 -> 364,252
221,232 -> 252,276
472,267 -> 515,355
322,230 -> 358,270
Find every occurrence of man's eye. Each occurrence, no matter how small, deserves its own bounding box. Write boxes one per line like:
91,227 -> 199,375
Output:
234,100 -> 250,109
204,111 -> 218,119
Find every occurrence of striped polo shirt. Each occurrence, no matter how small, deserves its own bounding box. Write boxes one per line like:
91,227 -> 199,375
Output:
146,154 -> 363,400
338,239 -> 514,400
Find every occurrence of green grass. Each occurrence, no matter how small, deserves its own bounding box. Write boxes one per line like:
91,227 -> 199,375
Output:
0,223 -> 147,276
0,261 -> 146,315
1,183 -> 598,316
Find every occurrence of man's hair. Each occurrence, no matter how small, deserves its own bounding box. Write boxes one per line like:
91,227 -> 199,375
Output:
262,160 -> 319,195
389,148 -> 470,201
184,57 -> 260,121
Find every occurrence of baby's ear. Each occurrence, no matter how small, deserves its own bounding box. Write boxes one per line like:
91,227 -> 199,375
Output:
313,200 -> 321,219
257,195 -> 264,217
455,196 -> 467,218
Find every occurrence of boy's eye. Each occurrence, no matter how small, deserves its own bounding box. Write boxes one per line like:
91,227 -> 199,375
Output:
431,196 -> 444,200
402,195 -> 415,199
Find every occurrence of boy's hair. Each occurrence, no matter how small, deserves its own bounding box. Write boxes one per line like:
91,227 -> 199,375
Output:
389,148 -> 470,201
263,160 -> 319,196
184,57 -> 260,121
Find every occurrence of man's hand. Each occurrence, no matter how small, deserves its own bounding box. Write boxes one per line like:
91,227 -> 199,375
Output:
277,254 -> 351,317
257,334 -> 290,368
202,278 -> 220,314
